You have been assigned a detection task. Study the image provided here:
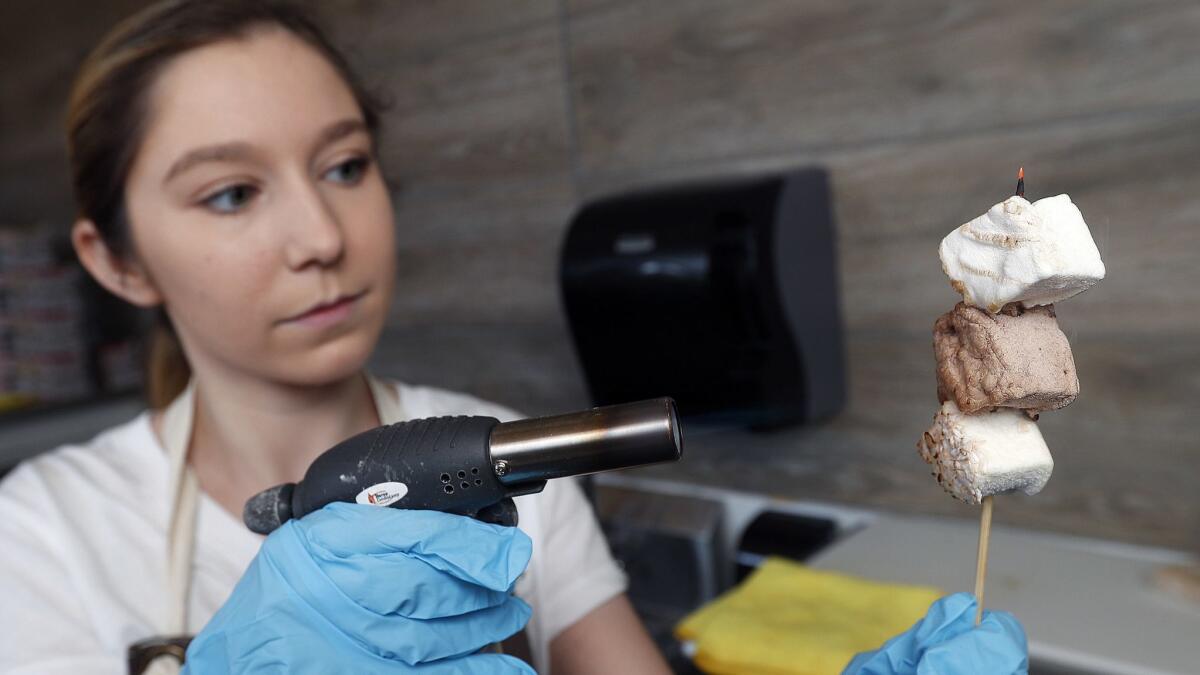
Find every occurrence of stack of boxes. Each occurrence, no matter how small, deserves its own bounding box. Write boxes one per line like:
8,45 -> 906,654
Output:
0,227 -> 90,411
0,225 -> 145,413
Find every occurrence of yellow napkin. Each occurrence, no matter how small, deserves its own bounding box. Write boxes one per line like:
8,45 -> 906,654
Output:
676,557 -> 942,675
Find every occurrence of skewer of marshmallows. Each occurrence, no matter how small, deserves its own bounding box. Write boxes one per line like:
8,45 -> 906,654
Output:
918,169 -> 1105,624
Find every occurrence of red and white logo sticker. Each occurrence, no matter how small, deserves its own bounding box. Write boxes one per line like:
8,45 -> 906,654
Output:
355,481 -> 409,507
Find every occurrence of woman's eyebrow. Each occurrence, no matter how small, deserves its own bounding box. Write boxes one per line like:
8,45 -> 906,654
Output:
161,119 -> 367,186
163,141 -> 256,185
313,118 -> 368,151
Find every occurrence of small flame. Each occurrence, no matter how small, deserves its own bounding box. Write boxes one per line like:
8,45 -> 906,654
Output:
1018,167 -> 1024,181
1015,167 -> 1025,198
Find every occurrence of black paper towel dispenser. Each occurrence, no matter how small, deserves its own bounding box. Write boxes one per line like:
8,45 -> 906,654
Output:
560,168 -> 845,428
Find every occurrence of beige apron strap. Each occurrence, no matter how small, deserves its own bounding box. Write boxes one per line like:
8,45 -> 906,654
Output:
366,372 -> 405,424
141,373 -> 396,675
142,379 -> 197,675
162,380 -> 198,635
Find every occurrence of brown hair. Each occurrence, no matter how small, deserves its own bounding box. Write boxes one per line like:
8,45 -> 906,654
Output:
65,0 -> 384,408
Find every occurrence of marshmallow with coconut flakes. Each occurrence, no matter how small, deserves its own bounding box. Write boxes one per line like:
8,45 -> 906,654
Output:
918,400 -> 1054,505
939,194 -> 1105,313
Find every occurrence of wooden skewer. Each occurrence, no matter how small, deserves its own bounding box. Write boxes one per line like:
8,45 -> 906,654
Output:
974,495 -> 995,626
972,168 -> 1019,624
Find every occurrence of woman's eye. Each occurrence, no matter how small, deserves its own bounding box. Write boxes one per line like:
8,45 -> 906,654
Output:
202,184 -> 258,213
324,157 -> 369,185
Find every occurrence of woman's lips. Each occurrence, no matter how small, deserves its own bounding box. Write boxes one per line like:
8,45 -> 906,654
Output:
285,291 -> 366,328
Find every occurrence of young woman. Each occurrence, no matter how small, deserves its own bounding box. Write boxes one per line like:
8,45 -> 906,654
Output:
0,2 -> 669,673
0,1 -> 1027,673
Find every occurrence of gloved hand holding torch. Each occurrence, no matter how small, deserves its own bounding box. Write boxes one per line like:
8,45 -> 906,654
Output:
184,504 -> 536,674
183,398 -> 681,672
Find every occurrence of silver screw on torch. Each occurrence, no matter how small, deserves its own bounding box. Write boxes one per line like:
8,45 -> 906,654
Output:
486,397 -> 682,485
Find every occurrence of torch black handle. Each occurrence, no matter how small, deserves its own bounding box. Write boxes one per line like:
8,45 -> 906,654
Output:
244,416 -> 520,534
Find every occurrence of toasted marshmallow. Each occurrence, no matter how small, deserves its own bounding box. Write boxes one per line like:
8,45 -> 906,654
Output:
934,303 -> 1079,414
939,194 -> 1105,313
917,401 -> 1053,505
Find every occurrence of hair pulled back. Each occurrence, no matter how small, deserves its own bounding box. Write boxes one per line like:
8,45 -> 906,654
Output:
66,0 -> 384,407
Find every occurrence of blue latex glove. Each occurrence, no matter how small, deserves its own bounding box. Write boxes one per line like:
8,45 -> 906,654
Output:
184,503 -> 535,674
842,593 -> 1028,675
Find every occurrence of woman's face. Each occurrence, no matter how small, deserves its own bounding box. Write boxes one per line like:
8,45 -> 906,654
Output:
122,27 -> 394,387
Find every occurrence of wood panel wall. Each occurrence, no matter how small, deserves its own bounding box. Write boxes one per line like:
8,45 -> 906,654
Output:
2,0 -> 1196,550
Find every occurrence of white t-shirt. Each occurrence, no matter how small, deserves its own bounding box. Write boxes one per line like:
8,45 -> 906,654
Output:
0,380 -> 626,674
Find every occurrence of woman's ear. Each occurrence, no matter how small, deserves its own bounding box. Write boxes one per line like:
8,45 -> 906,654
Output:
71,218 -> 163,307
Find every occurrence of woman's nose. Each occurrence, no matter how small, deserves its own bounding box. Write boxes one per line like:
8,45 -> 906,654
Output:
283,179 -> 346,270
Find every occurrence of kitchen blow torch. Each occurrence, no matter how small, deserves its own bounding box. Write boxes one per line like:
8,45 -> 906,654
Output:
244,397 -> 682,533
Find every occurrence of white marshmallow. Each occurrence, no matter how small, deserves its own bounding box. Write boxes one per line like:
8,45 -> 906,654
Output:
939,194 -> 1105,313
917,401 -> 1053,505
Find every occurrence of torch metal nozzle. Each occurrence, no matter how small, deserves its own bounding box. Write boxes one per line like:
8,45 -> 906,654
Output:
487,397 -> 681,485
